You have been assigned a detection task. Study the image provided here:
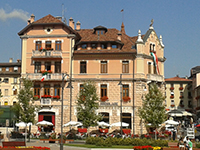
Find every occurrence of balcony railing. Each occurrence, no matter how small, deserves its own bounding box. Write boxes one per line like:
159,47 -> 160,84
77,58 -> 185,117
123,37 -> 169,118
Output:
41,98 -> 51,106
32,50 -> 62,58
27,73 -> 63,81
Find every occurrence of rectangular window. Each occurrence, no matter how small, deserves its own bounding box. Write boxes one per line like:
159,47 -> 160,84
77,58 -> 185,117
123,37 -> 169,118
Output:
14,67 -> 18,72
45,62 -> 51,71
5,89 -> 8,96
101,61 -> 107,73
123,85 -> 129,97
36,41 -> 42,50
80,61 -> 87,73
6,67 -> 9,72
14,77 -> 17,84
148,62 -> 151,74
112,45 -> 117,48
91,44 -> 97,49
0,67 -> 2,71
35,62 -> 41,73
34,85 -> 40,96
4,78 -> 9,83
54,85 -> 60,96
101,84 -> 107,98
45,41 -> 52,50
55,62 -> 61,73
81,44 -> 87,49
13,89 -> 17,95
44,85 -> 50,95
80,84 -> 84,91
55,41 -> 61,50
122,61 -> 129,73
101,44 -> 107,49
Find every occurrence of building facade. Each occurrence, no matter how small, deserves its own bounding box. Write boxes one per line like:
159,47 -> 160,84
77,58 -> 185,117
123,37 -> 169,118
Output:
0,58 -> 21,126
165,76 -> 192,112
18,14 -> 166,134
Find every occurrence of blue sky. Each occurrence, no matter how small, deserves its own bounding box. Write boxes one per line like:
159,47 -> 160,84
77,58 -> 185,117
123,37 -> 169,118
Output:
0,0 -> 199,78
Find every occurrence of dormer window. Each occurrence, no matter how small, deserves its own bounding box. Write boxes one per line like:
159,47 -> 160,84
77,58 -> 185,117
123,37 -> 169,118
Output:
81,44 -> 87,49
91,44 -> 97,49
112,44 -> 117,49
101,44 -> 107,49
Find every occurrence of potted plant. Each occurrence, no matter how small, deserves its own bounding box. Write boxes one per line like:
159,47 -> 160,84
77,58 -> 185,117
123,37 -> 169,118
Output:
171,104 -> 175,107
170,95 -> 174,99
33,95 -> 40,100
100,96 -> 108,102
123,96 -> 131,102
49,132 -> 56,143
179,87 -> 183,90
170,87 -> 174,90
53,95 -> 60,100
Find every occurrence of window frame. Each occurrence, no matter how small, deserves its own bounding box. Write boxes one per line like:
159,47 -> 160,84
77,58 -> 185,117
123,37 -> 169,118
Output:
55,41 -> 61,50
34,85 -> 40,96
36,41 -> 42,50
55,62 -> 61,73
101,61 -> 107,73
101,84 -> 107,98
44,85 -> 50,95
45,41 -> 52,50
123,85 -> 129,97
80,61 -> 87,73
34,62 -> 41,73
122,61 -> 129,73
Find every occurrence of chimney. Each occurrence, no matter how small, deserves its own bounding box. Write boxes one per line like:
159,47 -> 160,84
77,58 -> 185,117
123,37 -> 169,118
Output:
117,31 -> 122,41
17,59 -> 20,63
69,17 -> 74,29
27,14 -> 35,25
76,21 -> 81,30
121,22 -> 125,34
56,16 -> 62,21
9,58 -> 13,63
30,14 -> 35,23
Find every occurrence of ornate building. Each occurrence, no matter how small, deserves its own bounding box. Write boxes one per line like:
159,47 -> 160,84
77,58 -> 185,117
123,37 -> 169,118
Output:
18,14 -> 165,134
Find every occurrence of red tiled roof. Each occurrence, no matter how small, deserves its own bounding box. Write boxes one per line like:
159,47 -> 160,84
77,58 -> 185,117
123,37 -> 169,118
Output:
165,76 -> 192,82
75,27 -> 137,53
33,14 -> 62,24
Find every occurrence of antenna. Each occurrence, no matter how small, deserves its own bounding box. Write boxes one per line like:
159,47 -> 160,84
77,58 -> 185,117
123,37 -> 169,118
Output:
62,3 -> 67,24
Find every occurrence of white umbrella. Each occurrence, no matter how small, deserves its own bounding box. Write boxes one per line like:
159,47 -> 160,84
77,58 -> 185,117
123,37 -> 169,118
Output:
110,122 -> 129,127
164,120 -> 179,125
36,120 -> 53,126
97,121 -> 110,127
15,122 -> 32,127
63,121 -> 82,127
182,111 -> 192,116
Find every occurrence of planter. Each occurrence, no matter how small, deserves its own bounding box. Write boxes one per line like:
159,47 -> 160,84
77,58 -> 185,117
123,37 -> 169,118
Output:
100,96 -> 108,102
179,87 -> 183,90
170,87 -> 174,90
170,96 -> 174,99
171,104 -> 175,107
53,96 -> 60,100
122,129 -> 131,134
41,95 -> 52,98
123,96 -> 131,102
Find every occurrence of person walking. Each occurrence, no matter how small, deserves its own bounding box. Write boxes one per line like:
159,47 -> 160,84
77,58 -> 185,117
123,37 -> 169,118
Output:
188,139 -> 193,150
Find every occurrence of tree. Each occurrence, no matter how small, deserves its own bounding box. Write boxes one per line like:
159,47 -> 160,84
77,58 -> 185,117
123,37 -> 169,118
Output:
138,83 -> 167,138
12,78 -> 39,141
76,81 -> 103,128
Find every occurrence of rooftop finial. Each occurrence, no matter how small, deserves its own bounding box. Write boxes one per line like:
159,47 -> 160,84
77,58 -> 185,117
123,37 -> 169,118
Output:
149,19 -> 154,29
136,30 -> 143,43
160,35 -> 165,48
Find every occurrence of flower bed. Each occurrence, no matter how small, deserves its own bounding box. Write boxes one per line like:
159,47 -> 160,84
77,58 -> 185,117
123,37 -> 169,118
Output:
41,95 -> 52,98
0,146 -> 50,150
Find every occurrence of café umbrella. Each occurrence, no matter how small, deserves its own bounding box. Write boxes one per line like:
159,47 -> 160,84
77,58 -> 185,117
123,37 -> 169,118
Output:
36,120 -> 53,127
63,121 -> 83,127
110,122 -> 129,127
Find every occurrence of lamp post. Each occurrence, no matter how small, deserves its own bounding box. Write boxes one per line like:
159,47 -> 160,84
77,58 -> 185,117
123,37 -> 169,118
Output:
118,74 -> 123,136
60,73 -> 73,150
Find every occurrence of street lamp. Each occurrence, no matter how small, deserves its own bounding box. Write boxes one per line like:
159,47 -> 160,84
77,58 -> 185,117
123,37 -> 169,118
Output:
118,74 -> 123,136
60,73 -> 73,150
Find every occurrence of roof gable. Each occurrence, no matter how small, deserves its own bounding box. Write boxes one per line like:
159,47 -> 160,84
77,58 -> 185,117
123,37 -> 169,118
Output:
33,14 -> 62,24
165,76 -> 192,82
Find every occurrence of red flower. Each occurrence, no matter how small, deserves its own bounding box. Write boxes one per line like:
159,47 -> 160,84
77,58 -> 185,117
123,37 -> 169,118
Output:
123,96 -> 131,102
170,87 -> 174,90
171,104 -> 175,107
53,95 -> 60,99
101,96 -> 108,102
41,95 -> 52,98
179,87 -> 183,90
170,95 -> 174,99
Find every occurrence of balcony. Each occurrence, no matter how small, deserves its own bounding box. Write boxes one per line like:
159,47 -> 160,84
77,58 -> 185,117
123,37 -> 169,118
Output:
27,73 -> 63,81
146,74 -> 164,82
32,50 -> 62,59
41,98 -> 51,106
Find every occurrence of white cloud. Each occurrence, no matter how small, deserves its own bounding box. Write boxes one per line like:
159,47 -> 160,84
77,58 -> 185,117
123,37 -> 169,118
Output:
0,8 -> 29,22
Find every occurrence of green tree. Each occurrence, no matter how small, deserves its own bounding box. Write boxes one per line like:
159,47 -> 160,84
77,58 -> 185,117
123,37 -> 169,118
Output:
138,83 -> 167,138
76,81 -> 103,128
12,78 -> 39,123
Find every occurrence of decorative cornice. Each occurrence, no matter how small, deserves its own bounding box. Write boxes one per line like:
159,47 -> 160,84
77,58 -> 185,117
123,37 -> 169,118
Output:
19,34 -> 76,39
